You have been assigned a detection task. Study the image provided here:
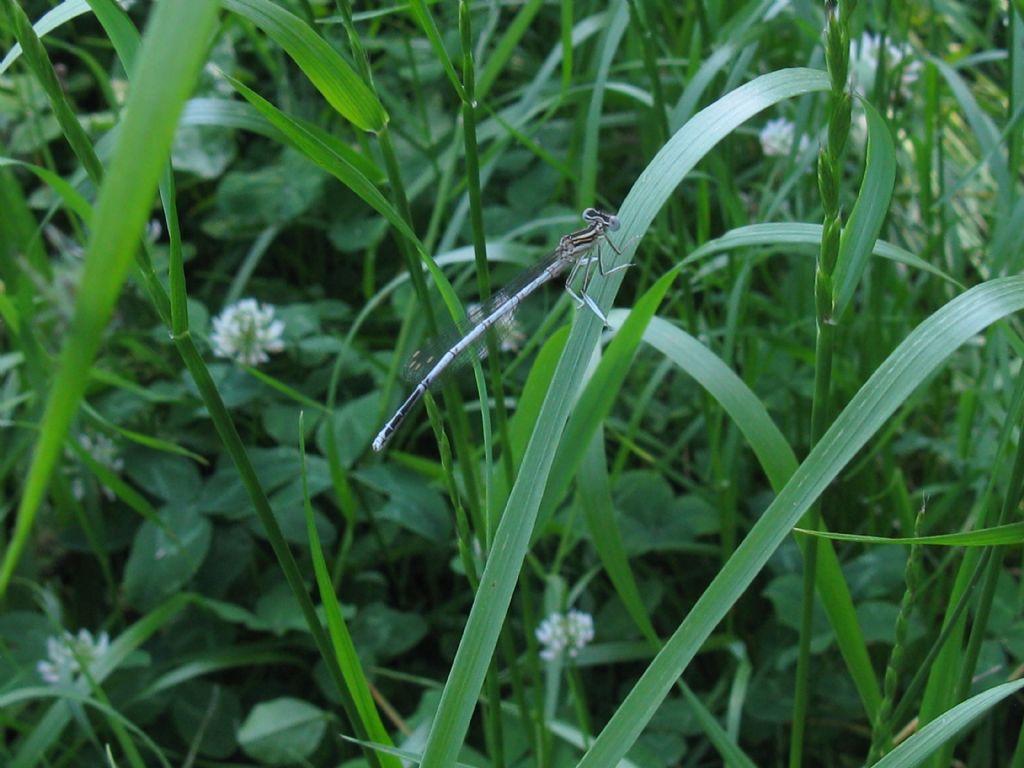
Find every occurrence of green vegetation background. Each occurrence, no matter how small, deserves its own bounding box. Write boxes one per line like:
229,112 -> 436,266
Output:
1,1 -> 1023,767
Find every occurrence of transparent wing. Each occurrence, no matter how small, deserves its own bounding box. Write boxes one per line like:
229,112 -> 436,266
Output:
400,251 -> 569,387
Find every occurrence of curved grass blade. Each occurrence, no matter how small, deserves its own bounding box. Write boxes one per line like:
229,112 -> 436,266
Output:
406,0 -> 466,103
834,98 -> 897,318
0,0 -> 90,75
179,97 -> 385,183
578,0 -> 628,205
682,222 -> 957,286
221,0 -> 387,132
2,0 -> 103,182
0,158 -> 93,222
795,522 -> 1024,547
871,679 -> 1024,768
577,440 -> 759,768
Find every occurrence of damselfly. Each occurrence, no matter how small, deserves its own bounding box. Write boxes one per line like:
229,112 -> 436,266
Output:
372,208 -> 628,452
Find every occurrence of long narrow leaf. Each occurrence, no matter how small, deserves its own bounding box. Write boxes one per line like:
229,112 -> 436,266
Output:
0,0 -> 90,75
682,222 -> 956,285
795,522 -> 1024,546
300,422 -> 401,768
834,99 -> 897,317
222,0 -> 387,131
872,680 -> 1024,768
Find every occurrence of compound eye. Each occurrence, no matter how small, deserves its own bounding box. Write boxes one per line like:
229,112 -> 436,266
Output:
606,215 -> 621,232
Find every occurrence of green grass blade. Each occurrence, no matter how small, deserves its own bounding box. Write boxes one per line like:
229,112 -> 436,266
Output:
578,438 -> 657,642
638,315 -> 798,489
930,55 -> 1012,206
406,0 -> 466,102
545,265 -> 685,510
578,0 -> 628,206
682,222 -> 957,286
834,99 -> 897,318
221,0 -> 387,131
86,0 -> 141,67
179,97 -> 385,182
0,166 -> 48,278
475,0 -> 545,99
1,0 -> 103,182
0,157 -> 93,222
0,0 -> 89,75
795,522 -> 1024,546
578,436 -> 758,768
632,313 -> 881,718
300,420 -> 401,768
872,680 -> 1024,768
575,278 -> 872,730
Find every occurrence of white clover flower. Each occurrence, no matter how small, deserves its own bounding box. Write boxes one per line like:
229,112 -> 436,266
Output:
536,609 -> 595,662
759,118 -> 811,157
37,628 -> 110,685
850,32 -> 921,98
210,299 -> 286,366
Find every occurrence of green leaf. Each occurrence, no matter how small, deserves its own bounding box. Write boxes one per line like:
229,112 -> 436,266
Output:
0,0 -> 90,76
795,521 -> 1024,547
349,603 -> 429,662
172,682 -> 242,758
237,697 -> 327,765
123,506 -> 212,611
358,465 -> 452,544
301,425 -> 401,768
221,0 -> 387,132
682,222 -> 956,286
253,583 -> 310,635
833,99 -> 897,317
123,451 -> 201,503
872,680 -> 1024,767
616,474 -> 715,555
